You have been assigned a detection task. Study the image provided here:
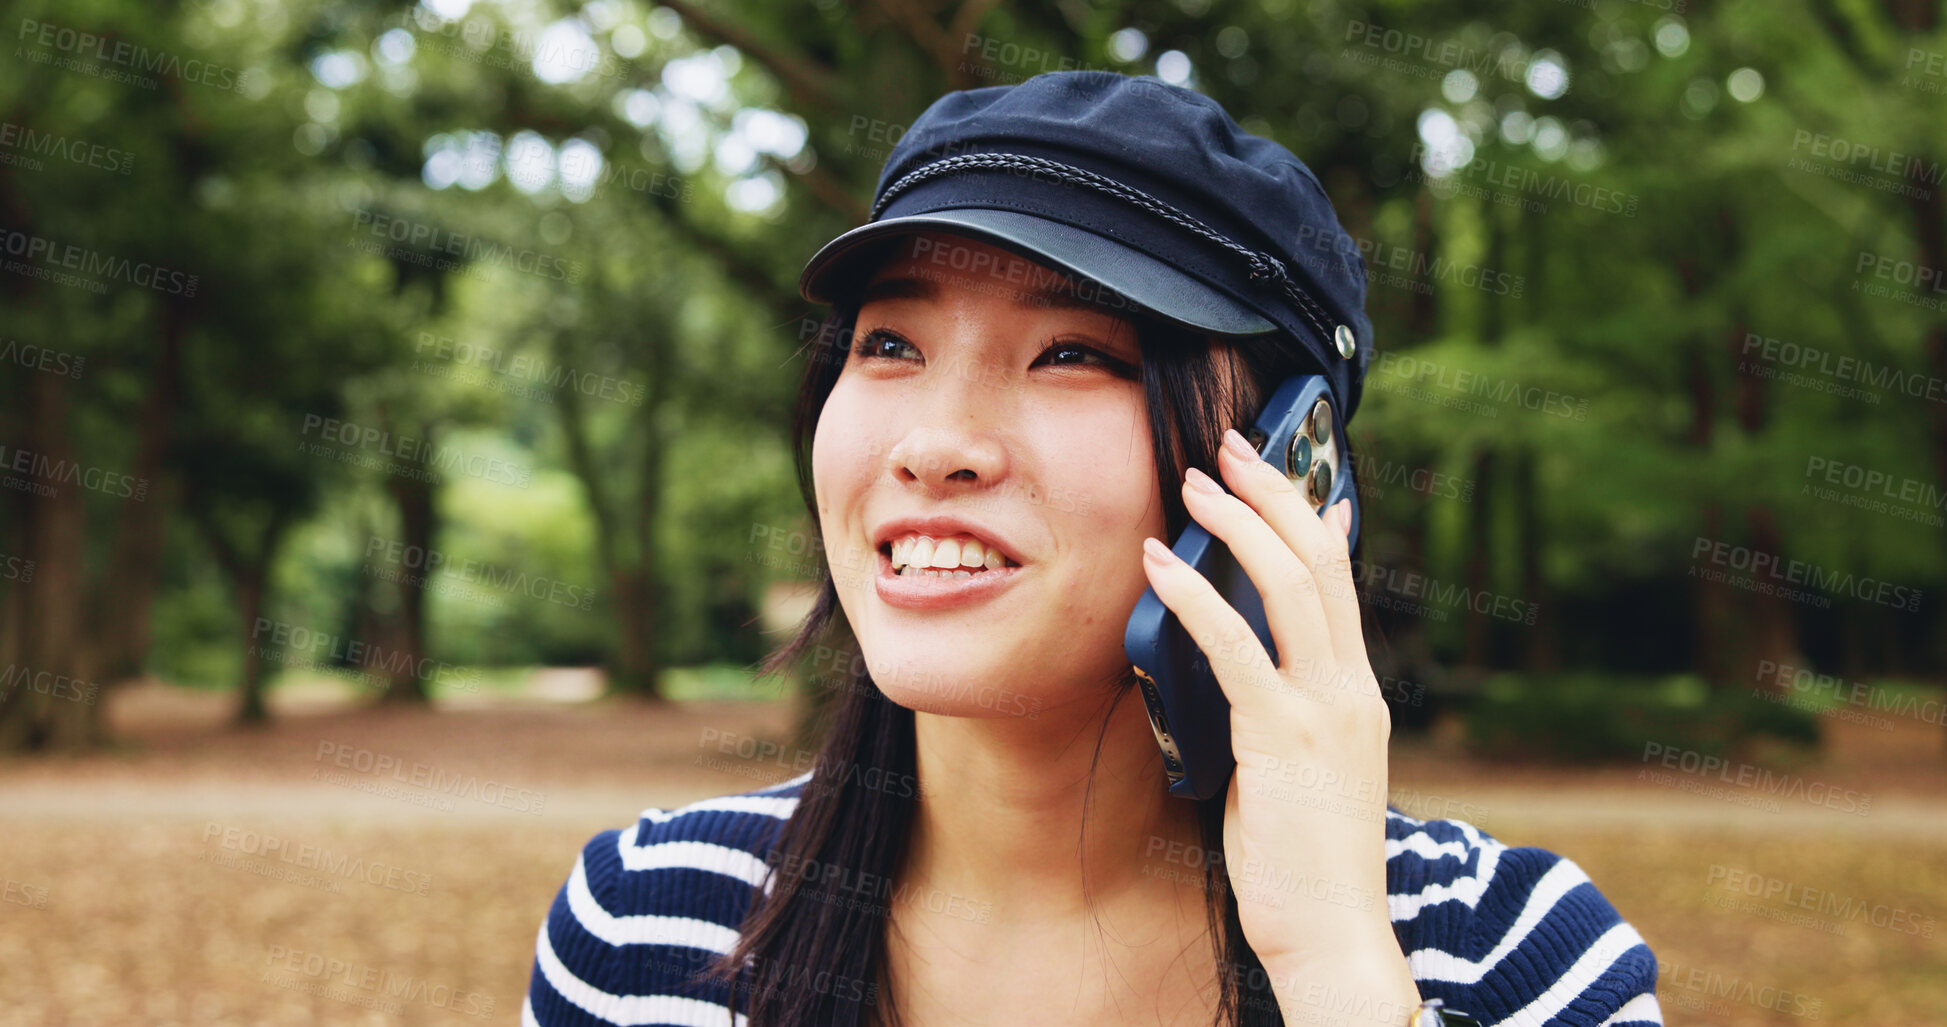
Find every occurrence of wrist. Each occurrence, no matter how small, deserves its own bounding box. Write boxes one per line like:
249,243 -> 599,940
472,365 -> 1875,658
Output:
1260,952 -> 1422,1027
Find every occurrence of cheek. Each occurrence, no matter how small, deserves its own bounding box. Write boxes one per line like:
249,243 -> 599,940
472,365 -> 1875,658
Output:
1067,406 -> 1163,533
811,381 -> 874,521
1045,406 -> 1165,584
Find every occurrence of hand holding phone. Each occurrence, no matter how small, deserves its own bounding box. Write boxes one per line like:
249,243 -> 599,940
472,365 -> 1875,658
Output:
1122,375 -> 1359,800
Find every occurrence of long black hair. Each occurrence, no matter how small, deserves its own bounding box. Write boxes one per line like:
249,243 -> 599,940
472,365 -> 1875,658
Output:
704,285 -> 1371,1027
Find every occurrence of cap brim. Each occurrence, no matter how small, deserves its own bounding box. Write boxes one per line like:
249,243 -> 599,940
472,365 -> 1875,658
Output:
797,208 -> 1277,336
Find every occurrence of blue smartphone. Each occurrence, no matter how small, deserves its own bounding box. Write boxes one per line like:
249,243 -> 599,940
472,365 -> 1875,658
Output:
1123,375 -> 1361,800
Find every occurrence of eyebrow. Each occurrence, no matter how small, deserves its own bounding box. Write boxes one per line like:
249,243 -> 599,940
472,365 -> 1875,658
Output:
859,270 -> 1130,317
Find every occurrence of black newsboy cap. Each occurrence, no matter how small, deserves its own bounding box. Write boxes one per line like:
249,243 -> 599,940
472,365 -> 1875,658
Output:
799,70 -> 1375,423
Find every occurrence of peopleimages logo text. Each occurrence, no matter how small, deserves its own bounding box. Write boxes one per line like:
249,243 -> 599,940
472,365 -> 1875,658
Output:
314,741 -> 544,815
0,227 -> 197,296
298,414 -> 532,488
0,122 -> 133,174
350,209 -> 583,284
1641,742 -> 1872,815
16,18 -> 250,93
1690,537 -> 1922,612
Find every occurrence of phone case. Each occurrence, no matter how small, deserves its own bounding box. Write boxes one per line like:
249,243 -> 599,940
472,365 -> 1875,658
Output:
1122,374 -> 1361,800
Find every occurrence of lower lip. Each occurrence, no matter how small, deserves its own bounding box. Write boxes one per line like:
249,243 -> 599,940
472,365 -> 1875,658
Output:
873,547 -> 1024,610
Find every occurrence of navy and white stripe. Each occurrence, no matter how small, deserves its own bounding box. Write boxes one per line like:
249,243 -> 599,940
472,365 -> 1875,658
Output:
1381,812 -> 1660,1025
527,778 -> 1661,1026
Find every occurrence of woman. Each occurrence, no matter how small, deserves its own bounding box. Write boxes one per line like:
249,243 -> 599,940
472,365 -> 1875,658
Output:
526,71 -> 1660,1027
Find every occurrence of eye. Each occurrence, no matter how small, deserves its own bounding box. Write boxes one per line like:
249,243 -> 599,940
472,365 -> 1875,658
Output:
852,328 -> 920,362
1032,339 -> 1138,377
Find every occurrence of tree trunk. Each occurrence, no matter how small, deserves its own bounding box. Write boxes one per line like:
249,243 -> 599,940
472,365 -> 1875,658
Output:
0,373 -> 99,751
1685,332 -> 1734,689
555,336 -> 668,701
96,301 -> 186,686
607,567 -> 661,696
188,498 -> 293,726
1729,310 -> 1804,689
610,343 -> 669,699
235,564 -> 270,725
0,357 -> 33,750
377,413 -> 437,705
1676,237 -> 1742,690
1741,505 -> 1802,690
1902,173 -> 1947,677
1461,449 -> 1496,669
1515,450 -> 1558,673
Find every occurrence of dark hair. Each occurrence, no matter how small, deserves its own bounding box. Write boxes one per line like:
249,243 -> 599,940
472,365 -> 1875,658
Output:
704,278 -> 1370,1027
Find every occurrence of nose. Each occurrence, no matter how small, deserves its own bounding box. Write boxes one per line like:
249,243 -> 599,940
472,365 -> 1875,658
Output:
887,422 -> 1009,492
879,332 -> 1017,493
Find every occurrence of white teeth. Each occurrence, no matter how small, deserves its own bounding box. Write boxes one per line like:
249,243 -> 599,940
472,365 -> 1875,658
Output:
886,533 -> 1018,574
896,566 -> 975,579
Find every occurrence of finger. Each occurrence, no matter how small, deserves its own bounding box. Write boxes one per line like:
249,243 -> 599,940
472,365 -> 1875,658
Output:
1138,535 -> 1301,721
1215,428 -> 1369,669
1175,469 -> 1337,692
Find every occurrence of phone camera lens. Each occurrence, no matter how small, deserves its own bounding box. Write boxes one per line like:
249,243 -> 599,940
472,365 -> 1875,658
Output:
1308,400 -> 1333,446
1285,434 -> 1312,480
1309,462 -> 1333,505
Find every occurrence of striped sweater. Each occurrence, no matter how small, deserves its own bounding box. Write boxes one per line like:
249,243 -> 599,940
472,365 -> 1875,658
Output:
525,773 -> 1662,1027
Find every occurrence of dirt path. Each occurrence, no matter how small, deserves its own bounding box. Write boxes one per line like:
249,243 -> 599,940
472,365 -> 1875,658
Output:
3,679 -> 1943,1027
3,677 -> 1940,838
6,778 -> 1946,844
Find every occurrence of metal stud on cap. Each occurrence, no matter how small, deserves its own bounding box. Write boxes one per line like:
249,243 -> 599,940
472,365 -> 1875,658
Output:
1334,323 -> 1357,359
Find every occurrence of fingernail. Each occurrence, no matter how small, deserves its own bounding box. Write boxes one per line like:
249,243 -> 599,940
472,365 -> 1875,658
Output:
1334,500 -> 1353,536
1185,466 -> 1222,494
1143,537 -> 1174,562
1222,427 -> 1256,460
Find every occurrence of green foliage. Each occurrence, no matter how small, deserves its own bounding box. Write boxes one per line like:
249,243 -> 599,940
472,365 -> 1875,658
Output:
6,0 -> 1943,740
145,520 -> 246,692
431,463 -> 609,665
661,662 -> 783,702
1463,672 -> 1822,763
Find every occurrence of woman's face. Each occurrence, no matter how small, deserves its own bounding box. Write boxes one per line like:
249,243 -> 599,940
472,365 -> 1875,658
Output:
811,232 -> 1170,718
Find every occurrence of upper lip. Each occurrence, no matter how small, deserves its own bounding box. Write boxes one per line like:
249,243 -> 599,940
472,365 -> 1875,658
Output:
872,514 -> 1025,566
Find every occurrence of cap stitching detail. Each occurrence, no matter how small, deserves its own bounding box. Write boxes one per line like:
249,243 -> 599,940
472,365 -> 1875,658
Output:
871,151 -> 1334,340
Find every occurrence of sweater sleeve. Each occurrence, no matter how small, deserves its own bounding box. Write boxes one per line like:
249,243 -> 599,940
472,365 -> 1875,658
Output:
523,823 -> 742,1027
524,788 -> 804,1027
1385,812 -> 1662,1027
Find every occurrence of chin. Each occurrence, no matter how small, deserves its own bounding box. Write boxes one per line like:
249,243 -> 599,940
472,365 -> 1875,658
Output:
861,648 -> 1050,720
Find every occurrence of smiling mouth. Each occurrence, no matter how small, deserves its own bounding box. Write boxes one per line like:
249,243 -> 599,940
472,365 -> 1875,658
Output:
880,534 -> 1021,578
871,536 -> 1024,610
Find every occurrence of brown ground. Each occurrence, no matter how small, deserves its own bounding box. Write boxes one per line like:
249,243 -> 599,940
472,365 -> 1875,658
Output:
1,674 -> 1942,1026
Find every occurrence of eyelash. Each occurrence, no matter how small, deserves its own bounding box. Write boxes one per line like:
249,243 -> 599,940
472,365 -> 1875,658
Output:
851,329 -> 1135,375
